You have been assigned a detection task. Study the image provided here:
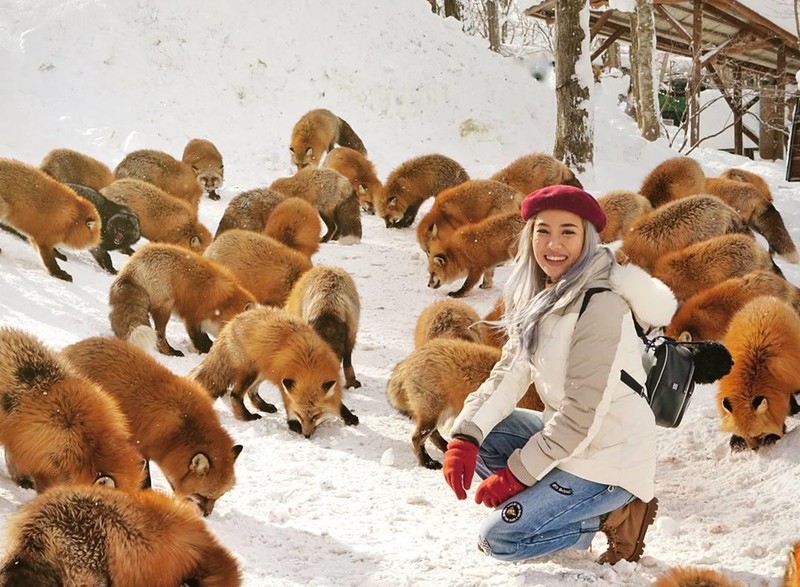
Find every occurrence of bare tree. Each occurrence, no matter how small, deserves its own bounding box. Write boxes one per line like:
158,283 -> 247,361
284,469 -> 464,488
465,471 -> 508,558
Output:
486,0 -> 501,53
444,0 -> 462,19
634,0 -> 660,140
553,0 -> 593,172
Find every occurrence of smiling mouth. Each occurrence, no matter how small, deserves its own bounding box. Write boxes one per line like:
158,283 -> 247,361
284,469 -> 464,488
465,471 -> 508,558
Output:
545,255 -> 566,262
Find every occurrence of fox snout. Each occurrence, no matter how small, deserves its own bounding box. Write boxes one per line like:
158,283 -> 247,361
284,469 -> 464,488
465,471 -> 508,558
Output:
428,274 -> 441,289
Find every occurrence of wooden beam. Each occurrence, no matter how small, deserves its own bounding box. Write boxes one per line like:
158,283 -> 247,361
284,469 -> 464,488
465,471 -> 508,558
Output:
591,9 -> 616,39
524,0 -> 556,16
654,5 -> 692,42
704,0 -> 800,48
591,28 -> 624,62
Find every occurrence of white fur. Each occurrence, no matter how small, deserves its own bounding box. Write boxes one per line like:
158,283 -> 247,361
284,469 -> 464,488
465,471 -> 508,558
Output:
337,234 -> 362,246
128,325 -> 158,351
610,262 -> 677,328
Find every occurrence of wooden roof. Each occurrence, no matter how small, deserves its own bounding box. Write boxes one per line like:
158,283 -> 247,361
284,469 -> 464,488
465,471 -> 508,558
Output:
524,0 -> 800,83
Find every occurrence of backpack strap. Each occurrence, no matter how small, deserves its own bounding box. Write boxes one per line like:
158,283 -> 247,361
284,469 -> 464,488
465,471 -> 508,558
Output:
578,287 -> 611,318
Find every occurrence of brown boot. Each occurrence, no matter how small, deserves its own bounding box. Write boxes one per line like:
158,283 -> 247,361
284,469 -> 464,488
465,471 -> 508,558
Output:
597,497 -> 658,564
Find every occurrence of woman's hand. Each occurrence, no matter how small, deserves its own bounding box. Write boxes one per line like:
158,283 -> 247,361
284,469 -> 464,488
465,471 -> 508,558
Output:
442,438 -> 479,500
474,467 -> 526,508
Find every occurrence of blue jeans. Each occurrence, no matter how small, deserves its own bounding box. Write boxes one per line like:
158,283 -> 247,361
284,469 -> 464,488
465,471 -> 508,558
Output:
475,409 -> 634,562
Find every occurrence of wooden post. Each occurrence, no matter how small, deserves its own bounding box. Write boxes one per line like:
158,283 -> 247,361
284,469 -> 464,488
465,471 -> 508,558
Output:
777,45 -> 787,158
688,0 -> 703,148
733,62 -> 743,156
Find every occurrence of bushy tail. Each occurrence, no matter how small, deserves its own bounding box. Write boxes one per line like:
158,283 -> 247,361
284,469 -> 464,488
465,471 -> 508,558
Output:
386,359 -> 412,418
333,190 -> 362,245
0,553 -> 62,587
752,203 -> 800,264
336,117 -> 367,156
109,274 -> 154,347
187,351 -> 234,400
654,566 -> 739,587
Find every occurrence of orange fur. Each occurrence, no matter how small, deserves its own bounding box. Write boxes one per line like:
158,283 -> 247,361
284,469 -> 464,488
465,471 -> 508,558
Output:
290,108 -> 367,169
489,152 -> 582,194
620,195 -> 748,272
102,178 -> 211,252
414,299 -> 483,348
182,138 -> 224,200
374,154 -> 470,228
639,156 -> 706,208
61,337 -> 242,516
115,148 -> 203,213
416,179 -> 522,253
215,186 -> 285,238
205,229 -> 312,307
386,338 -> 501,468
285,265 -> 361,389
0,158 -> 101,281
0,486 -> 241,586
189,306 -> 359,435
654,566 -> 741,587
785,542 -> 800,587
264,196 -> 321,258
651,234 -> 775,302
720,168 -> 772,201
596,190 -> 653,243
427,211 -> 525,298
109,243 -> 256,356
718,296 -> 800,450
322,146 -> 382,214
481,296 -> 508,348
40,147 -> 114,190
665,270 -> 800,342
0,327 -> 144,493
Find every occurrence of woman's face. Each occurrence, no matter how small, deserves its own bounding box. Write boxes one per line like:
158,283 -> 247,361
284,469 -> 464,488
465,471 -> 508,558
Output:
532,209 -> 585,283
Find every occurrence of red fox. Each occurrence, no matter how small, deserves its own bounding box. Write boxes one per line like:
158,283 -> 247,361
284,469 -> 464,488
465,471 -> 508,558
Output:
416,179 -> 522,253
61,337 -> 242,516
271,167 -> 362,243
189,306 -> 359,436
0,327 -> 144,493
215,186 -> 285,238
284,265 -> 361,389
639,156 -> 706,208
427,211 -> 526,298
109,243 -> 256,356
0,485 -> 242,586
620,195 -> 748,272
0,158 -> 101,281
414,299 -> 484,348
40,147 -> 115,190
387,338 -> 501,468
718,296 -> 800,451
720,167 -> 772,200
651,234 -> 776,303
290,108 -> 367,169
322,146 -> 383,214
115,148 -> 203,213
653,566 -> 739,587
204,229 -> 312,307
182,138 -> 224,201
785,542 -> 800,587
596,190 -> 653,243
102,178 -> 212,252
264,196 -> 321,258
489,152 -> 582,194
665,270 -> 800,342
374,154 -> 470,228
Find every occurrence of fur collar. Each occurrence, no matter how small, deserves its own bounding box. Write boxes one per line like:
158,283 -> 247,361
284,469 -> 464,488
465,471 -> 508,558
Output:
610,262 -> 677,329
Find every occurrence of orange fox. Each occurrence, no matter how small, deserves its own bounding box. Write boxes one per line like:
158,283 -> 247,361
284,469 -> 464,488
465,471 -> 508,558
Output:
387,338 -> 501,468
720,167 -> 772,200
115,148 -> 203,213
189,306 -> 359,436
481,296 -> 508,348
182,138 -> 224,200
596,190 -> 653,243
40,147 -> 115,190
489,152 -> 582,194
204,229 -> 312,307
61,337 -> 242,516
785,542 -> 800,587
264,196 -> 321,258
0,327 -> 144,493
374,154 -> 470,228
718,296 -> 800,451
619,195 -> 748,272
427,211 -> 525,297
285,265 -> 361,389
215,186 -> 285,238
0,158 -> 101,281
322,146 -> 383,214
639,156 -> 706,208
0,485 -> 242,587
653,566 -> 740,587
650,234 -> 776,302
109,243 -> 256,356
665,270 -> 800,342
414,299 -> 484,348
290,108 -> 367,169
416,179 -> 522,253
102,178 -> 212,252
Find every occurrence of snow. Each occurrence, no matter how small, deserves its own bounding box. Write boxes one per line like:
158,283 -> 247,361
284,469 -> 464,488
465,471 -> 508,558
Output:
1,0 -> 800,586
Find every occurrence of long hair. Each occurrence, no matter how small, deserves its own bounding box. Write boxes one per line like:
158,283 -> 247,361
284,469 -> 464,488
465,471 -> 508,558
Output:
500,218 -> 601,358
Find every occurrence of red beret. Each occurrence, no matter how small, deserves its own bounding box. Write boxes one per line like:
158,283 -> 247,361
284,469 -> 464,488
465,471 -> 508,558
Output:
520,185 -> 606,232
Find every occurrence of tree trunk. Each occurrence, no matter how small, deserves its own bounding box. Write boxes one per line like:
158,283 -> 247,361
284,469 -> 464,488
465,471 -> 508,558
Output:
628,11 -> 641,127
486,0 -> 501,53
444,0 -> 461,19
636,0 -> 660,141
603,41 -> 620,70
553,0 -> 593,172
428,0 -> 438,14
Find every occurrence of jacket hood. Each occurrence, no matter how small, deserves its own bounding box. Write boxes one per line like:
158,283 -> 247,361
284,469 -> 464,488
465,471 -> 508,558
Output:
609,261 -> 677,329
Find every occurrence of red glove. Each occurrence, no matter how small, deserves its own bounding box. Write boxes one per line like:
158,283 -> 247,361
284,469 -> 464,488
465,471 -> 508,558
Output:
442,438 -> 479,500
475,467 -> 527,508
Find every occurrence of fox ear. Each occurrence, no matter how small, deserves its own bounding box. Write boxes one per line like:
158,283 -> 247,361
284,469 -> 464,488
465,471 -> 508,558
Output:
289,146 -> 295,153
753,396 -> 769,414
387,197 -> 397,210
94,475 -> 116,488
358,184 -> 367,194
244,301 -> 256,311
232,445 -> 243,459
429,223 -> 438,238
86,217 -> 97,230
722,397 -> 733,413
304,147 -> 313,159
434,254 -> 447,267
322,380 -> 336,395
678,331 -> 692,342
282,378 -> 296,393
190,235 -> 201,248
190,452 -> 210,475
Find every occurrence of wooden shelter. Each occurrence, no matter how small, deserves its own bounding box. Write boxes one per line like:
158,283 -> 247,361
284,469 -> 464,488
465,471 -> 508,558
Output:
524,0 -> 800,162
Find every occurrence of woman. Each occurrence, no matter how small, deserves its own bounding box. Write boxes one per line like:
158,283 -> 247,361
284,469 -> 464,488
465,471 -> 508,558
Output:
443,185 -> 677,564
